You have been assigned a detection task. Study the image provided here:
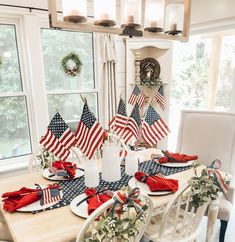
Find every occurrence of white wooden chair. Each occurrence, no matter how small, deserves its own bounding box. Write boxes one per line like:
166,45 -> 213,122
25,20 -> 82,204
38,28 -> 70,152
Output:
144,182 -> 209,242
76,192 -> 153,242
176,110 -> 235,242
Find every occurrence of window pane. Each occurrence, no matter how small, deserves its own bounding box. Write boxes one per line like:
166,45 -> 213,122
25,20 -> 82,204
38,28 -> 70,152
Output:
0,24 -> 22,92
215,35 -> 235,111
41,29 -> 94,91
47,93 -> 98,132
0,97 -> 31,160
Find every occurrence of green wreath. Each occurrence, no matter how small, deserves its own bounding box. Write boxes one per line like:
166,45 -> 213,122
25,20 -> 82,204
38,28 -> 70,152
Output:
61,52 -> 82,77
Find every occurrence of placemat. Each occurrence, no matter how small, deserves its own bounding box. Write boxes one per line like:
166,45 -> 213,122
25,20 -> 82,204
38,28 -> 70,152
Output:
33,160 -> 191,213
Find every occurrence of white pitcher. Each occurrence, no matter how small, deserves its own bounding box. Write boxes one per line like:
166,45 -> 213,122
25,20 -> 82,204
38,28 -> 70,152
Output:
102,143 -> 125,182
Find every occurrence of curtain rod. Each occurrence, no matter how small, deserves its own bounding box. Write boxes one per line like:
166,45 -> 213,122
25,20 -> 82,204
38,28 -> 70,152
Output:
0,4 -> 93,18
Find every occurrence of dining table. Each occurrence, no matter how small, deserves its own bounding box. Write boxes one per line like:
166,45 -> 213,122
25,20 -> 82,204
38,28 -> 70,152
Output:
0,149 -> 222,242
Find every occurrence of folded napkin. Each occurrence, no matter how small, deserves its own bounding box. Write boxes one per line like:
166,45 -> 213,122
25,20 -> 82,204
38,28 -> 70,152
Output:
50,161 -> 77,178
135,171 -> 179,193
2,185 -> 60,212
158,150 -> 198,164
85,188 -> 113,215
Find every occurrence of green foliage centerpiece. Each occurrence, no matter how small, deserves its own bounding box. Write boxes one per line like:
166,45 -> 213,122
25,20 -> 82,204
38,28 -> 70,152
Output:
61,52 -> 82,77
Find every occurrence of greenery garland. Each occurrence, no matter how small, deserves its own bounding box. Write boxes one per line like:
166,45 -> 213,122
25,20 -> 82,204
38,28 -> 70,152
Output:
140,77 -> 162,88
61,52 -> 82,77
188,163 -> 230,208
81,187 -> 149,242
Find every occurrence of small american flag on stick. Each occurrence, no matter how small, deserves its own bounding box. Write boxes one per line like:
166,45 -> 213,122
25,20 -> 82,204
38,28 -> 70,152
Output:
142,105 -> 170,147
41,187 -> 61,205
40,112 -> 75,160
155,85 -> 165,110
128,85 -> 141,105
109,98 -> 128,135
75,102 -> 105,160
122,103 -> 141,144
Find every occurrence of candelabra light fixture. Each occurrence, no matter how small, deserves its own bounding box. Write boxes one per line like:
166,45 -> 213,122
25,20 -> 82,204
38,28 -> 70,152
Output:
48,0 -> 191,41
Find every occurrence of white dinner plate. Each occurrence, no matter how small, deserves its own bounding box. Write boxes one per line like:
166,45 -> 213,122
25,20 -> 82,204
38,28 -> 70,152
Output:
155,160 -> 194,168
42,167 -> 84,181
17,185 -> 63,212
70,193 -> 89,218
128,177 -> 172,196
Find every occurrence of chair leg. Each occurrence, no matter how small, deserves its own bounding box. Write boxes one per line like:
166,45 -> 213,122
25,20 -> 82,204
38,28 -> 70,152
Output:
219,220 -> 228,242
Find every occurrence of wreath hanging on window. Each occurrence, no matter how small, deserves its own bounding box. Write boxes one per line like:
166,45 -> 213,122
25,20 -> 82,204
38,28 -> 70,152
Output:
61,52 -> 82,77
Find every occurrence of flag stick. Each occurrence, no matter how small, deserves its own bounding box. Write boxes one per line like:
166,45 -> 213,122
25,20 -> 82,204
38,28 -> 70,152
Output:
54,106 -> 59,113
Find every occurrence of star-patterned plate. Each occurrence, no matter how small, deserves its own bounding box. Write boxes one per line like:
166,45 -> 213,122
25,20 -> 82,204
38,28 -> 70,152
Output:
128,177 -> 172,196
17,185 -> 63,212
155,160 -> 194,168
70,193 -> 89,218
42,167 -> 84,181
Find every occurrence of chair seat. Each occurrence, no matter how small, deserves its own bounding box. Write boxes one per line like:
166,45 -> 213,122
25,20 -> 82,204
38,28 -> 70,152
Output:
218,195 -> 233,221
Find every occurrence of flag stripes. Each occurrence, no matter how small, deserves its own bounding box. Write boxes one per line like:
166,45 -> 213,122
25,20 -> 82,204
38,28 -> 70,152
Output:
122,103 -> 141,144
75,103 -> 104,160
155,85 -> 165,110
42,187 -> 61,205
39,112 -> 76,160
142,105 -> 170,147
109,98 -> 128,136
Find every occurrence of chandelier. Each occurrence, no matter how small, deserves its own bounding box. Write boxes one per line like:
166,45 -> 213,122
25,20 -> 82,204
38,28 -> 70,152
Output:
48,0 -> 191,41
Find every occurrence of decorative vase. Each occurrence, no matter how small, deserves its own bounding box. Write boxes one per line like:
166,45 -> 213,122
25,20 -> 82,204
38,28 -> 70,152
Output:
102,143 -> 125,182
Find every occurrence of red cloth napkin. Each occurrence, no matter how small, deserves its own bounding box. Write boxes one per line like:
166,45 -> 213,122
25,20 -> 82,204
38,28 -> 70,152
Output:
85,188 -> 112,215
158,150 -> 198,164
135,171 -> 179,193
52,161 -> 77,178
2,187 -> 40,212
2,185 -> 60,212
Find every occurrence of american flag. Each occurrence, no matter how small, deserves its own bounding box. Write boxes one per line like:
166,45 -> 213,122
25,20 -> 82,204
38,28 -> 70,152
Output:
109,98 -> 128,135
122,103 -> 141,143
75,103 -> 105,160
142,105 -> 170,147
40,112 -> 75,160
155,85 -> 165,110
137,91 -> 146,109
41,187 -> 61,205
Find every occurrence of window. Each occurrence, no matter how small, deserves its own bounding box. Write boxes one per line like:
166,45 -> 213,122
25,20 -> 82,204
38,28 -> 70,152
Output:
168,33 -> 235,150
41,29 -> 98,131
0,24 -> 32,160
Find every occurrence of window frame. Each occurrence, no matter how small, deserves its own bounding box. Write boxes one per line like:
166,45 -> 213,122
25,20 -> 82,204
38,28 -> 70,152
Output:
41,27 -> 100,121
0,16 -> 35,167
0,13 -> 101,172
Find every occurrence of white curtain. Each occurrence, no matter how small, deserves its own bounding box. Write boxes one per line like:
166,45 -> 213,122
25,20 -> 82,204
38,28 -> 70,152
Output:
96,33 -> 117,128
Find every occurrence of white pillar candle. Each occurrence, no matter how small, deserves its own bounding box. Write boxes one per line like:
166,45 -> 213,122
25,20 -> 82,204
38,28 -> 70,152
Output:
84,159 -> 99,188
125,151 -> 139,176
102,144 -> 122,182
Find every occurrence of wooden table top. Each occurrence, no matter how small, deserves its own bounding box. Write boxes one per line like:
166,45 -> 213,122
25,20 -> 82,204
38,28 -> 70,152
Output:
0,164 -> 199,242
